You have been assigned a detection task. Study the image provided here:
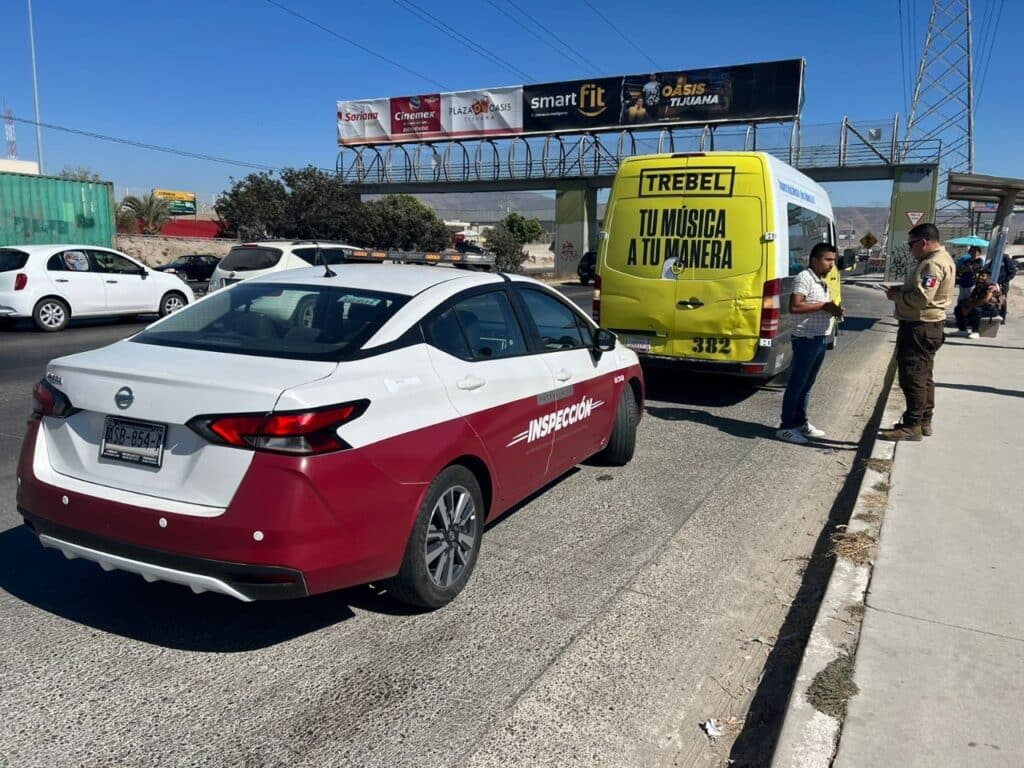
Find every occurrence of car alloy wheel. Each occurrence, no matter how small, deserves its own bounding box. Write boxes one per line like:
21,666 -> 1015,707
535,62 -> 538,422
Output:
34,299 -> 69,332
160,293 -> 186,316
424,484 -> 478,589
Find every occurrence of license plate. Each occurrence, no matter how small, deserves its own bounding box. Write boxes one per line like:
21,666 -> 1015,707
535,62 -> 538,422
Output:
622,336 -> 652,352
101,416 -> 166,468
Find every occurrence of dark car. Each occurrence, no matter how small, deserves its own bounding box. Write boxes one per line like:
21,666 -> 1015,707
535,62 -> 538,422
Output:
577,251 -> 597,285
155,254 -> 221,283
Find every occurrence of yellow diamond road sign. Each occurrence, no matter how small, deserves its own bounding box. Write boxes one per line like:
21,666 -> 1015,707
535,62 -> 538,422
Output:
860,232 -> 878,250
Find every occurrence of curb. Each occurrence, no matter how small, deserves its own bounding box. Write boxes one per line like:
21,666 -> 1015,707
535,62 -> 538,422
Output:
770,365 -> 903,768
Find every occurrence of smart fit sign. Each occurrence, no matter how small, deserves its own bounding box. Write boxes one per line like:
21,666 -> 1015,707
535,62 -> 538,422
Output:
337,59 -> 804,146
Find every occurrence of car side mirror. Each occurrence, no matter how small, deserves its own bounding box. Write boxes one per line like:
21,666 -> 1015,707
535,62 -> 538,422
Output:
593,328 -> 616,353
139,267 -> 149,279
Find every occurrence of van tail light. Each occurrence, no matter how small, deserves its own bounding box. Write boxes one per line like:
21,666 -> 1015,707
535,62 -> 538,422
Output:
32,379 -> 76,418
188,400 -> 369,455
759,278 -> 782,340
14,273 -> 28,291
592,273 -> 602,321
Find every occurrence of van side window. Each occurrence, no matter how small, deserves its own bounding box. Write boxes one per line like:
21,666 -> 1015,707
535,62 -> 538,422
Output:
787,205 -> 833,275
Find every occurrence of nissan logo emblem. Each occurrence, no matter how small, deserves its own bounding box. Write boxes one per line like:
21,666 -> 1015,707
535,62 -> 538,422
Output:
115,387 -> 134,410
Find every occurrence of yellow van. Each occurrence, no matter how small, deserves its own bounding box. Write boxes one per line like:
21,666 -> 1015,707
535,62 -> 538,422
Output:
595,151 -> 842,378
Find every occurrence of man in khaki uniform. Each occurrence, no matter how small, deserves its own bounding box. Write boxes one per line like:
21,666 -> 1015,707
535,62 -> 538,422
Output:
880,222 -> 956,441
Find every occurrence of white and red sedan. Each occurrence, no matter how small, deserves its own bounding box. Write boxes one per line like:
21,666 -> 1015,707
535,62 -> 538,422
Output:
17,265 -> 643,608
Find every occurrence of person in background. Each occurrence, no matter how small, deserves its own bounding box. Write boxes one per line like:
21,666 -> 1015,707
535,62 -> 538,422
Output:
776,242 -> 844,445
880,222 -> 956,441
955,269 -> 1002,338
993,252 -> 1017,323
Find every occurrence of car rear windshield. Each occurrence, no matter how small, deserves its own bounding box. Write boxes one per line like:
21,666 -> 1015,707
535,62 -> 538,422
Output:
132,283 -> 409,361
219,247 -> 282,272
0,249 -> 29,272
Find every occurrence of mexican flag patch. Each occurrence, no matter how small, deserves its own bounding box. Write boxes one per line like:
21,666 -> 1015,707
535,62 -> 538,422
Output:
921,275 -> 938,289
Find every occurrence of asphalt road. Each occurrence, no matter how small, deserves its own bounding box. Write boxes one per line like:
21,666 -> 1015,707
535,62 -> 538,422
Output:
0,283 -> 895,768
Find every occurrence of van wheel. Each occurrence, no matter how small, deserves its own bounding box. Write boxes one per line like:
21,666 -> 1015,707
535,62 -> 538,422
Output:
598,386 -> 638,465
159,291 -> 187,317
388,465 -> 484,609
33,298 -> 70,332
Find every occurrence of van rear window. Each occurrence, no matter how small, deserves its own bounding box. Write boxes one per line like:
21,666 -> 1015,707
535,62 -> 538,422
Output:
219,247 -> 282,272
0,249 -> 28,272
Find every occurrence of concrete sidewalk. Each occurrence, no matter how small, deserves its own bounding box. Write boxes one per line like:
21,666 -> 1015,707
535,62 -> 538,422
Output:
776,280 -> 1024,766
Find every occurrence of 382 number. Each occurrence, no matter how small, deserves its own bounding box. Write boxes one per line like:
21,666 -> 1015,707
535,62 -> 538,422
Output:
692,337 -> 731,354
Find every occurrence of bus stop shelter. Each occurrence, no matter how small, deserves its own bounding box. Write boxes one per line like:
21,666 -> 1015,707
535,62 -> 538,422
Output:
946,171 -> 1024,273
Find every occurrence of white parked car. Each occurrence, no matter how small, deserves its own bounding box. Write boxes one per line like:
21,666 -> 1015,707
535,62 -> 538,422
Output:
208,240 -> 365,292
0,244 -> 195,332
18,265 -> 644,608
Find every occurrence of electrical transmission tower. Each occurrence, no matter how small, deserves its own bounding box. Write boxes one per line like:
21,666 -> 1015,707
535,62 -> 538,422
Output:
3,101 -> 17,160
905,0 -> 974,237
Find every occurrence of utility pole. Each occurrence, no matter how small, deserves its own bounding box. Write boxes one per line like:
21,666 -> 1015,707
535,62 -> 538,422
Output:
27,0 -> 44,174
904,0 -> 974,237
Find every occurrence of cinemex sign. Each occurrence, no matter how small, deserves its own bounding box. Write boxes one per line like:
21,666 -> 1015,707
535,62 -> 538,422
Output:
337,59 -> 804,145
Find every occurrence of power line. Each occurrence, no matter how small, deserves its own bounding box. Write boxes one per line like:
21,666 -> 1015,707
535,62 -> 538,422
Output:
580,0 -> 658,69
390,0 -> 535,82
484,0 -> 587,72
498,0 -> 602,72
8,114 -> 302,174
262,0 -> 450,90
975,0 -> 1005,111
897,0 -> 910,119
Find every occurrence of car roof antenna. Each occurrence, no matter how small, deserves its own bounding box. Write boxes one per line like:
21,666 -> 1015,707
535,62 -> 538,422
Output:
315,240 -> 336,278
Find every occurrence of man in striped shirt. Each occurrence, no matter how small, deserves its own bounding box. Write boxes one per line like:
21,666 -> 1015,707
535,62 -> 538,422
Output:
776,243 -> 845,444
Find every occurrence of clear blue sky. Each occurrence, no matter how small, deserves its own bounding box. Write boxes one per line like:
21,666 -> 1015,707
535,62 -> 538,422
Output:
1,0 -> 1019,208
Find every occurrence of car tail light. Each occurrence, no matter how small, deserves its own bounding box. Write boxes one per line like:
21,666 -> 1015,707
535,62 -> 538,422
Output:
741,363 -> 767,375
14,273 -> 28,291
759,278 -> 782,340
187,400 -> 369,455
32,379 -> 76,418
592,273 -> 602,321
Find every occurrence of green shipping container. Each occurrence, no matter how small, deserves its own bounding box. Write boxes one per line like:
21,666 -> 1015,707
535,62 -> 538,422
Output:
0,171 -> 116,247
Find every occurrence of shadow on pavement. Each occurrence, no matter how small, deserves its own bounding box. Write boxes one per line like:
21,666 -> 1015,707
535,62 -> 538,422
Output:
836,316 -> 879,333
936,381 -> 1024,399
0,525 -> 423,652
642,367 -> 761,407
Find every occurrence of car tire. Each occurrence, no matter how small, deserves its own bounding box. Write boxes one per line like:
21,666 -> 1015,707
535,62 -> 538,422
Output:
295,296 -> 317,328
159,291 -> 187,317
388,465 -> 484,609
178,271 -> 192,283
33,297 -> 70,332
597,385 -> 638,466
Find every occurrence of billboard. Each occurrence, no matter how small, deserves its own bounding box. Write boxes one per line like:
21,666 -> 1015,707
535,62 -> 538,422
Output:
153,188 -> 196,216
337,59 -> 803,146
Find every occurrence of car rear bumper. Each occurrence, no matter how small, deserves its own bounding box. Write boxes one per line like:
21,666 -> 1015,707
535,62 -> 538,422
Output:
16,418 -> 427,599
637,337 -> 789,378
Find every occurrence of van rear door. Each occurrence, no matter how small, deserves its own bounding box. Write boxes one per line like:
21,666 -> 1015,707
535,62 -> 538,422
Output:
667,157 -> 767,363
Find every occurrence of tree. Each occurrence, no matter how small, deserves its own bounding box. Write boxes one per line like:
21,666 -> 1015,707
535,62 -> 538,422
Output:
115,205 -> 138,234
485,222 -> 528,272
362,195 -> 449,251
501,212 -> 544,245
121,192 -> 171,235
215,172 -> 288,240
279,166 -> 362,242
58,166 -> 103,182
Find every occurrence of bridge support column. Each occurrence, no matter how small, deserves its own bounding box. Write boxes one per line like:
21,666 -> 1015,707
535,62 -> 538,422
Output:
554,183 -> 598,278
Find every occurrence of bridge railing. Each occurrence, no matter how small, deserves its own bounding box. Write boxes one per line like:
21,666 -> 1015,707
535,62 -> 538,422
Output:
336,116 -> 942,186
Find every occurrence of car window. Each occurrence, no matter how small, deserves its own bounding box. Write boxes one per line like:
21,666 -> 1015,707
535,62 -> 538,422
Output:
447,290 -> 526,361
519,289 -> 589,351
293,247 -> 354,265
132,283 -> 408,362
91,251 -> 141,274
50,250 -> 92,272
0,249 -> 29,272
424,308 -> 473,360
219,247 -> 283,271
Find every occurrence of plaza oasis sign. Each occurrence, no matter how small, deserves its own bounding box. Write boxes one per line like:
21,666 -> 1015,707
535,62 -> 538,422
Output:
337,59 -> 804,145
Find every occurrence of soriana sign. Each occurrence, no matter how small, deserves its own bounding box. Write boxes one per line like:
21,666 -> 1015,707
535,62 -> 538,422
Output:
336,98 -> 389,145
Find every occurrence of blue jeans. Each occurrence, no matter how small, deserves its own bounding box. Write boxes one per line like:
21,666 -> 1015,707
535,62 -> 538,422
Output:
780,335 -> 827,430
